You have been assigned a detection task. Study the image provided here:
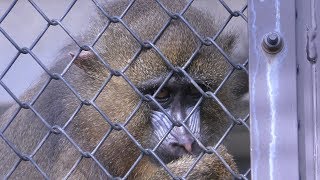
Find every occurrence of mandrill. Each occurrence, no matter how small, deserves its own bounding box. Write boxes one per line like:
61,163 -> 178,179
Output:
0,0 -> 248,179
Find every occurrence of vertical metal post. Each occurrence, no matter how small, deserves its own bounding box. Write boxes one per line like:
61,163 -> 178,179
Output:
249,0 -> 299,179
296,0 -> 320,179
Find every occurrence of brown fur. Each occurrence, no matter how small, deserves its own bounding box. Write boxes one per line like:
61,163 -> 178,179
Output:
135,146 -> 237,180
0,0 -> 247,179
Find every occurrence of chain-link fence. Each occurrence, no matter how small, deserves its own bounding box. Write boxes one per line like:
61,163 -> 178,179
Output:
0,0 -> 249,179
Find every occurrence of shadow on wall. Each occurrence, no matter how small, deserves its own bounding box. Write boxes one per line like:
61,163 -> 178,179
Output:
0,103 -> 11,116
0,0 -> 99,103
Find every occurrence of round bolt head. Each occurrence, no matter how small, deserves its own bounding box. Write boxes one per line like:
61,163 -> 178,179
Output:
267,33 -> 279,45
262,32 -> 283,54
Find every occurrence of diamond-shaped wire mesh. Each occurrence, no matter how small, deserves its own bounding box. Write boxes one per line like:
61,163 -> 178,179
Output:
0,0 -> 249,179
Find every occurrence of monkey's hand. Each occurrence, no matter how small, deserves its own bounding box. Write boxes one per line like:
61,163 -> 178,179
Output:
139,146 -> 237,180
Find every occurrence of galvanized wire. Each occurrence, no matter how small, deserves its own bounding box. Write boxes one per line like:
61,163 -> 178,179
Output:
0,0 -> 249,179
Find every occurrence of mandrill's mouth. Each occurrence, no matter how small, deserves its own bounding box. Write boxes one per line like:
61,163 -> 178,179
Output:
157,140 -> 202,163
150,108 -> 203,163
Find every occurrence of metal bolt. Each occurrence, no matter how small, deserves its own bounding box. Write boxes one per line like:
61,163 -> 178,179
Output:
262,32 -> 283,54
267,33 -> 279,45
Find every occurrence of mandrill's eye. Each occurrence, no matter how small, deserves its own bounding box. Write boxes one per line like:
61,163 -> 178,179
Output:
155,88 -> 171,102
189,85 -> 203,99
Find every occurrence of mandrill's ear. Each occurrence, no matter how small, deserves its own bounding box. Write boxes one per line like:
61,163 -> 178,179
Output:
70,51 -> 109,79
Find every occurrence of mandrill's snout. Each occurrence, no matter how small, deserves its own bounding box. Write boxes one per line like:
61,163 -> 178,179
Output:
167,126 -> 201,156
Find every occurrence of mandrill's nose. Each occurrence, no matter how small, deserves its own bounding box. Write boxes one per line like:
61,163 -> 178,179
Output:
170,126 -> 195,154
171,140 -> 194,153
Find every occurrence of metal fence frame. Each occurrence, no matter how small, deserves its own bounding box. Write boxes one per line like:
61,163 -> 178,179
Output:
249,0 -> 299,179
296,0 -> 320,179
